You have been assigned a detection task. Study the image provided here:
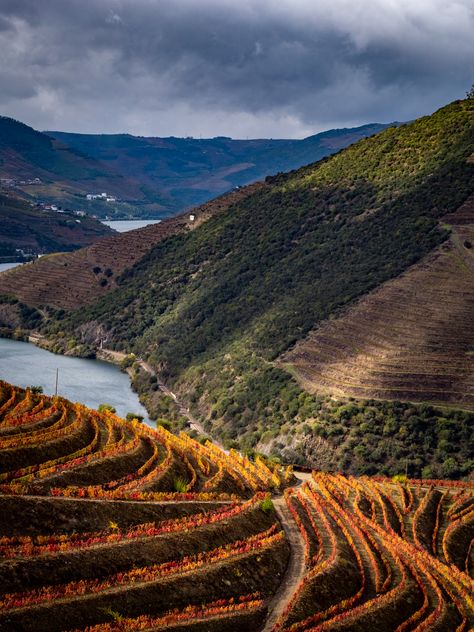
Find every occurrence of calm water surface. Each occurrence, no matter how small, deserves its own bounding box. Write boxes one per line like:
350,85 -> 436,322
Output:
103,219 -> 161,232
0,338 -> 148,421
0,262 -> 23,273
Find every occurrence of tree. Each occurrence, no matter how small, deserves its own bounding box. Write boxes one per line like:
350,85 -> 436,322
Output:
466,84 -> 474,99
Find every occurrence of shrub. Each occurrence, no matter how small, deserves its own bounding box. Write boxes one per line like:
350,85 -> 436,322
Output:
174,478 -> 188,493
261,495 -> 274,514
98,403 -> 116,414
126,412 -> 144,423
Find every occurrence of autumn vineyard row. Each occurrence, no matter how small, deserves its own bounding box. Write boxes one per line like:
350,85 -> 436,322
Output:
0,380 -> 472,631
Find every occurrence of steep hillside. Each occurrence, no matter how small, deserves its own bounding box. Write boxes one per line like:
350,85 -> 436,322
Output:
48,124 -> 392,214
0,183 -> 263,311
0,381 -> 290,631
0,381 -> 472,631
282,192 -> 474,408
0,192 -> 112,257
1,98 -> 473,476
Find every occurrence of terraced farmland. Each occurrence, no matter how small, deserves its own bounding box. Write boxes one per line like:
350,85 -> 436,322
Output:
0,380 -> 472,631
282,193 -> 474,409
0,182 -> 264,311
275,472 -> 474,631
0,380 -> 291,631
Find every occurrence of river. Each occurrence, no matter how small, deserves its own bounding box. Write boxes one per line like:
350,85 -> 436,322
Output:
0,262 -> 23,273
102,219 -> 161,232
0,337 -> 148,421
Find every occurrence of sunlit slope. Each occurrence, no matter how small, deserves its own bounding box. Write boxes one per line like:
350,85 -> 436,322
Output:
0,381 -> 472,631
282,192 -> 474,408
277,472 -> 474,631
0,380 -> 289,497
0,381 -> 290,631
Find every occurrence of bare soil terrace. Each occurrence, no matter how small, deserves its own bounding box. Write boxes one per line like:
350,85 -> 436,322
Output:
282,193 -> 474,409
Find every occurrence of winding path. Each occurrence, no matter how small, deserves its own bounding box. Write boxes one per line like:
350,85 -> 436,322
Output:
263,475 -> 311,632
135,358 -> 228,450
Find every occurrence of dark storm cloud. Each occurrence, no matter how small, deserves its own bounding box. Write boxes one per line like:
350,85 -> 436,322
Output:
0,0 -> 473,137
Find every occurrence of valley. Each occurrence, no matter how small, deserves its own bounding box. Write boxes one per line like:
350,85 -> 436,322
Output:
0,115 -> 393,222
1,3 -> 473,630
47,123 -> 394,217
0,98 -> 473,479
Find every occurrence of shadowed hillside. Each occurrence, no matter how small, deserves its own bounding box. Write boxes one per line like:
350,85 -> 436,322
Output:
0,183 -> 263,310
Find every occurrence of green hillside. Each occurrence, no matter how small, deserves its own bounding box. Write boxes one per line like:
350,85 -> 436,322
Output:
1,115 -> 395,219
21,99 -> 474,476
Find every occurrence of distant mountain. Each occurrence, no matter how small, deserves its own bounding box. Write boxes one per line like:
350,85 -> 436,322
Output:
46,123 -> 394,217
0,116 -> 159,214
0,115 -> 395,220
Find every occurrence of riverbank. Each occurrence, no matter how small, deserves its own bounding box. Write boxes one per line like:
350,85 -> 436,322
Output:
97,348 -> 217,444
24,332 -> 213,443
0,336 -> 148,420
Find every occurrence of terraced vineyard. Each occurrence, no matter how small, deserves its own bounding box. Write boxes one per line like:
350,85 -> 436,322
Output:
283,192 -> 474,409
0,183 -> 264,311
0,379 -> 472,631
275,473 -> 474,631
0,380 -> 291,631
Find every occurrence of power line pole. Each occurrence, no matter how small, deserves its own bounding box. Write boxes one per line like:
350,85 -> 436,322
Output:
54,368 -> 59,396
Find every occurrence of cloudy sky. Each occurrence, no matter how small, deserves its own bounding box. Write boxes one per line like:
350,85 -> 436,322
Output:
0,0 -> 473,138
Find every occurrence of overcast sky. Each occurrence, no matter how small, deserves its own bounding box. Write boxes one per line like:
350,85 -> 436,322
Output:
0,0 -> 473,138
